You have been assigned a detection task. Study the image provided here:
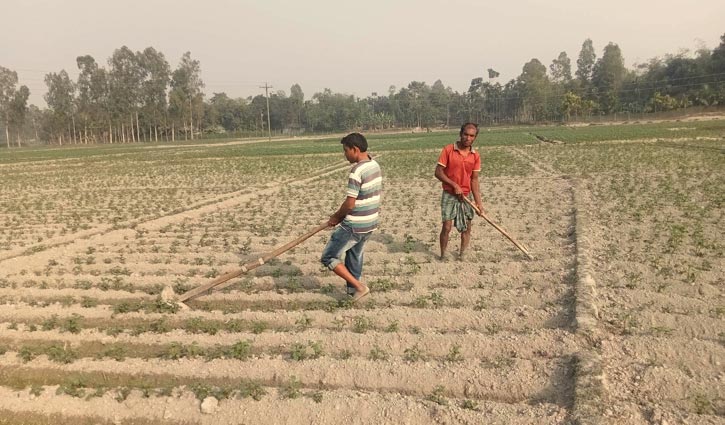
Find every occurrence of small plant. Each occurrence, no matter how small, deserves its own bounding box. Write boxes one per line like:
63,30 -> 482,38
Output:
352,316 -> 372,334
18,346 -> 36,363
238,380 -> 266,401
403,234 -> 416,253
474,296 -> 488,311
404,256 -> 421,275
427,385 -> 448,405
403,344 -> 426,362
319,284 -> 335,294
369,278 -> 396,292
47,344 -> 78,364
429,291 -> 444,308
295,315 -> 313,331
481,355 -> 515,369
649,326 -> 673,336
384,320 -> 399,333
103,345 -> 127,362
56,377 -> 86,398
80,297 -> 98,308
115,387 -> 132,402
281,376 -> 302,399
413,296 -> 429,308
307,391 -> 323,403
308,341 -> 324,359
106,327 -> 123,337
185,317 -> 221,335
41,315 -> 59,331
149,318 -> 172,334
461,399 -> 479,410
189,383 -> 212,401
485,323 -> 502,335
446,344 -> 464,363
691,393 -> 714,414
251,321 -> 268,334
86,387 -> 106,400
147,298 -> 180,314
331,317 -> 345,331
227,340 -> 252,360
161,342 -> 188,360
289,343 -> 308,361
156,386 -> 174,397
61,314 -> 83,334
368,345 -> 389,361
290,341 -> 323,361
29,385 -> 44,397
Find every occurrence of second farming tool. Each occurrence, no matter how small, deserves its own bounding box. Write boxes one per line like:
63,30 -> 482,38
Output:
460,196 -> 534,260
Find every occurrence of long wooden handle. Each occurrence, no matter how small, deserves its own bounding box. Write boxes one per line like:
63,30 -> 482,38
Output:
178,222 -> 329,302
460,196 -> 534,260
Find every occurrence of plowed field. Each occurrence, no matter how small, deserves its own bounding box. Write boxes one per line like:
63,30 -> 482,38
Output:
0,122 -> 723,424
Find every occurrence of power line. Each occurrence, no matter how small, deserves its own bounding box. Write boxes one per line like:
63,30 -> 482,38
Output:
259,82 -> 273,142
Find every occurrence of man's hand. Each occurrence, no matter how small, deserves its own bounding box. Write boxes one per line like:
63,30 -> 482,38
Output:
452,184 -> 463,196
476,203 -> 485,216
328,196 -> 356,227
327,215 -> 341,227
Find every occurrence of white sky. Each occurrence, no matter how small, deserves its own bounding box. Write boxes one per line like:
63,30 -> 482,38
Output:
2,0 -> 724,107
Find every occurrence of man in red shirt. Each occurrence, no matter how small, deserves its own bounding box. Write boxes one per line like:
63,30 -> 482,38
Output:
434,122 -> 484,261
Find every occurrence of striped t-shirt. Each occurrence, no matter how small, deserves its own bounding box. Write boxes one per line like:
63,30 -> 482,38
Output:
343,158 -> 382,233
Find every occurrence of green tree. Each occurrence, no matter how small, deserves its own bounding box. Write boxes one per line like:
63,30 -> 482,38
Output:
430,79 -> 452,127
550,51 -> 572,83
576,39 -> 596,86
138,47 -> 170,141
711,33 -> 725,74
76,55 -> 110,143
206,92 -> 245,133
306,88 -> 359,131
288,83 -> 304,130
406,81 -> 433,128
44,70 -> 76,145
0,66 -> 20,148
8,85 -> 29,146
467,77 -> 484,123
109,46 -> 144,142
518,58 -> 550,121
592,42 -> 627,113
648,91 -> 680,112
169,52 -> 204,140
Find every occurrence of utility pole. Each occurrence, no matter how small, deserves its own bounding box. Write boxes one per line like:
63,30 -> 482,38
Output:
260,82 -> 273,141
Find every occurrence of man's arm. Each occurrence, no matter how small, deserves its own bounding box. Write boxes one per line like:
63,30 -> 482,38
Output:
470,170 -> 484,215
328,196 -> 356,226
435,165 -> 463,195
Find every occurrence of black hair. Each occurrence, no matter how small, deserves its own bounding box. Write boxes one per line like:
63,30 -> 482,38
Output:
459,122 -> 479,136
340,132 -> 368,152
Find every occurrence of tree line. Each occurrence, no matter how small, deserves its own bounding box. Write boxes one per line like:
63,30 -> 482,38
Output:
1,34 -> 724,147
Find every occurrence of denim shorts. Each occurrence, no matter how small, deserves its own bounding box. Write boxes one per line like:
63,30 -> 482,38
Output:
320,224 -> 372,281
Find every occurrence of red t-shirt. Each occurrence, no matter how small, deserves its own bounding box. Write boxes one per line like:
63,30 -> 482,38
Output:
437,143 -> 481,195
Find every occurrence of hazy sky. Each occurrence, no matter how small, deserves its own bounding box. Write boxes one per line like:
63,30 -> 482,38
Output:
3,0 -> 724,106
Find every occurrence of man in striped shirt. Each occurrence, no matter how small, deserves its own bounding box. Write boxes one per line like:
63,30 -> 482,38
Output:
321,133 -> 382,302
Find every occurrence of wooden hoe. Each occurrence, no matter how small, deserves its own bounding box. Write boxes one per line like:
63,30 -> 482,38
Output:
460,196 -> 534,260
169,222 -> 329,307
